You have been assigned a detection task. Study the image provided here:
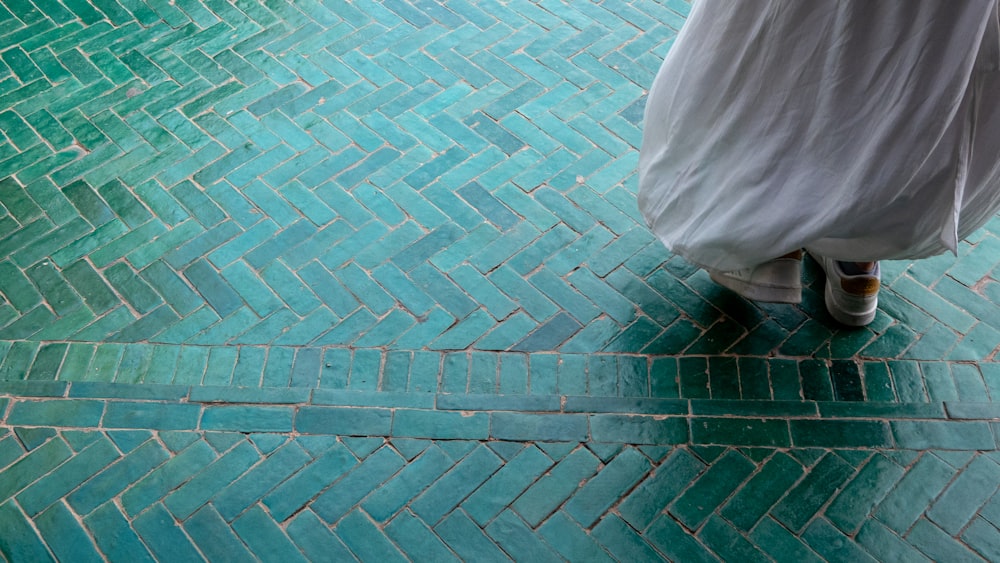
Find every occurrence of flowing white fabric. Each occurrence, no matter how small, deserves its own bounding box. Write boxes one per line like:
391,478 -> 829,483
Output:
638,0 -> 1000,271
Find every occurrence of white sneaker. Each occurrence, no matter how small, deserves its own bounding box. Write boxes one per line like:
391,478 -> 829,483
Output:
707,251 -> 803,304
808,251 -> 880,327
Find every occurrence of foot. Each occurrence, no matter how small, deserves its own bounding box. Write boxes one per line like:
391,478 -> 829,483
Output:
808,251 -> 880,327
708,251 -> 803,304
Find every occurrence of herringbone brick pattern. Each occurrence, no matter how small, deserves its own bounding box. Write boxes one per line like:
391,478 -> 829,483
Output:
0,0 -> 689,355
0,0 -> 997,391
1,426 -> 998,562
3,0 -> 1000,560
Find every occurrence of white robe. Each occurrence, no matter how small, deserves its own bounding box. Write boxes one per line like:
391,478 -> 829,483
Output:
638,0 -> 1000,271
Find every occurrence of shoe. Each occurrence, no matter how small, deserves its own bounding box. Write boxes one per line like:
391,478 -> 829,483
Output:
808,251 -> 880,327
707,251 -> 803,304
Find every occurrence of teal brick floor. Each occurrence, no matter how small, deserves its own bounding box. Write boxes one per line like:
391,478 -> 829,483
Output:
2,0 -> 1000,560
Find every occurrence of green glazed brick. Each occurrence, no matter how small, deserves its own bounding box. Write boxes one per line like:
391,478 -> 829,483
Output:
0,304 -> 55,340
137,346 -> 180,385
385,509 -> 466,562
537,511 -> 616,562
184,505 -> 256,562
0,341 -> 39,380
295,406 -> 392,436
114,344 -> 155,384
16,436 -> 120,517
104,262 -> 163,314
200,406 -> 294,433
436,393 -> 558,412
211,441 -> 312,522
721,451 -> 805,531
678,356 -> 710,399
947,323 -> 1000,361
826,454 -> 905,534
513,447 -> 601,527
310,388 -> 433,409
891,420 -> 996,450
380,350 -> 411,392
961,517 -> 1000,561
799,359 -> 834,401
700,514 -> 770,563
202,347 -> 237,386
0,261 -> 44,313
907,517 -> 984,562
0,380 -> 67,397
491,412 -> 588,442
944,402 -> 1000,420
801,518 -> 878,563
564,396 -> 687,415
347,348 -> 381,391
564,447 -> 651,528
469,352 -> 500,394
163,440 -> 259,520
333,510 -> 409,562
773,453 -> 855,532
818,402 -> 945,419
790,420 -> 892,449
692,417 -> 790,447
68,382 -> 187,401
0,177 -> 42,221
862,361 -> 896,401
926,455 -> 1000,535
670,449 -> 755,529
67,438 -> 170,516
649,356 -> 679,398
392,409 -> 489,440
132,503 -> 204,562
103,401 -> 201,430
51,220 -> 129,268
308,445 -> 406,523
62,260 -> 118,314
691,399 -> 817,418
82,500 -> 156,561
749,518 -> 825,563
0,437 -> 73,502
262,444 -> 357,522
189,385 -> 307,404
62,179 -> 116,227
2,47 -> 43,82
461,445 -> 553,526
26,343 -> 68,381
592,514 -> 668,563
286,511 -> 358,563
875,452 -> 955,533
618,448 -> 705,530
0,499 -> 54,563
950,362 -> 991,400
183,259 -> 242,318
644,513 -> 719,563
7,399 -> 104,427
431,469 -> 512,563
410,445 -> 503,524
591,414 -> 687,445
856,520 -> 929,561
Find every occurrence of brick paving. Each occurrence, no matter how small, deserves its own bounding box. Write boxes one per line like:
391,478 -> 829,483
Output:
1,0 -> 999,560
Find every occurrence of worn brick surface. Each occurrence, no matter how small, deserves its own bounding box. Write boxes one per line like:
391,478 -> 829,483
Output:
2,0 -> 1000,560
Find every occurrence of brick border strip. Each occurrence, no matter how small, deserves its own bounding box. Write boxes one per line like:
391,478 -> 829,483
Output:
2,381 -> 998,449
2,343 -> 999,403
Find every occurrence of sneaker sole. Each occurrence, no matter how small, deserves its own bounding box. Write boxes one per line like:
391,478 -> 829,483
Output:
824,283 -> 877,327
709,271 -> 802,304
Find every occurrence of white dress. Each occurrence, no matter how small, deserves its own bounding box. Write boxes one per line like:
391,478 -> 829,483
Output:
638,0 -> 1000,271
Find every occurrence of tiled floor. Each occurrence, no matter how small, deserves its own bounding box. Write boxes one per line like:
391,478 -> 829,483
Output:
1,0 -> 999,560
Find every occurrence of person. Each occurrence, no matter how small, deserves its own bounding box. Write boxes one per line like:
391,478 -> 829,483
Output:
638,1 -> 1000,327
